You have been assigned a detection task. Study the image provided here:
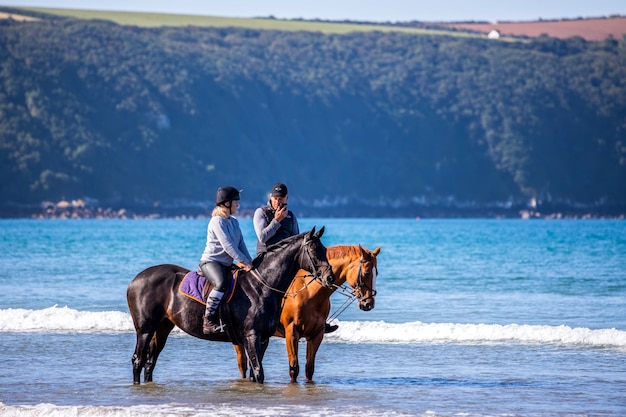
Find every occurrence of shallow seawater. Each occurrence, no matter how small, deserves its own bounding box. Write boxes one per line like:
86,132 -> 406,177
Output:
1,218 -> 625,416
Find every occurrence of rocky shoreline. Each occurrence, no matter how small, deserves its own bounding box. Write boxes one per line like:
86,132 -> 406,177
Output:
1,199 -> 624,220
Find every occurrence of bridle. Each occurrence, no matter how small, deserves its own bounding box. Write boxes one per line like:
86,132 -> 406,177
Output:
248,235 -> 332,295
352,256 -> 378,300
299,236 -> 333,286
327,255 -> 377,322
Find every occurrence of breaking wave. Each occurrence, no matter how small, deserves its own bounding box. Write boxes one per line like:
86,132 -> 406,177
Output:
1,306 -> 624,348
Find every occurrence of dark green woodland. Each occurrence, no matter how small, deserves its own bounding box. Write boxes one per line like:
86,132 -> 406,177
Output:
1,11 -> 625,216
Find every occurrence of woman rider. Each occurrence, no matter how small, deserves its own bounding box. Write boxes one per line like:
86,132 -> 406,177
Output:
199,186 -> 253,334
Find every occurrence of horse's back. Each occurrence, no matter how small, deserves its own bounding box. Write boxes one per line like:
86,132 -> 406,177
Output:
129,264 -> 188,289
127,264 -> 190,324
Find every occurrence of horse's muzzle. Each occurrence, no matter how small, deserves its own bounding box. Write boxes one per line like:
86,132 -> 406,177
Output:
358,298 -> 375,311
319,269 -> 336,289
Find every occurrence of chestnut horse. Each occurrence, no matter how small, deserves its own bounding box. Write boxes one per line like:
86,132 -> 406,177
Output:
126,227 -> 335,384
234,244 -> 380,382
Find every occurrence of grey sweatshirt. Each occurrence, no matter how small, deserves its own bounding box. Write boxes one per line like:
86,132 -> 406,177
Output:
200,215 -> 252,266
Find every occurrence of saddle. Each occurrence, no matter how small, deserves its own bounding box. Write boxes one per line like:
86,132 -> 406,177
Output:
178,266 -> 241,305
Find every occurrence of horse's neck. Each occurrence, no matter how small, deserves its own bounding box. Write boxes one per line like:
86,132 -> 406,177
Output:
295,256 -> 350,294
262,242 -> 302,290
329,257 -> 351,288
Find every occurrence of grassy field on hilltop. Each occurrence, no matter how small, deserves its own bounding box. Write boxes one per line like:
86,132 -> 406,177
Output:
21,7 -> 484,37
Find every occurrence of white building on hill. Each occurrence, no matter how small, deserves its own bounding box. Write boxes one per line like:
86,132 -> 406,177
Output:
488,29 -> 501,39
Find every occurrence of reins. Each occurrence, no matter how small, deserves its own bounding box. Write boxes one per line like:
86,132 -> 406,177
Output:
247,268 -> 288,294
247,235 -> 330,295
326,284 -> 357,322
283,274 -> 319,297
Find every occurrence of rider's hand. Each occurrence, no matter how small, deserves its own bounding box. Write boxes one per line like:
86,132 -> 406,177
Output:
243,263 -> 252,272
274,204 -> 288,221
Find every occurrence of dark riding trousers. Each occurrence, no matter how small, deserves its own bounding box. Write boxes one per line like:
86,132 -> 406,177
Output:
199,261 -> 229,292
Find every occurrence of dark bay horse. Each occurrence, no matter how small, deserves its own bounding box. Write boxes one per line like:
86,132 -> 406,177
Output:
234,244 -> 380,382
126,227 -> 335,384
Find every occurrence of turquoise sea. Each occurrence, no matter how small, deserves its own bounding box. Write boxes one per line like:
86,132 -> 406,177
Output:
0,218 -> 625,416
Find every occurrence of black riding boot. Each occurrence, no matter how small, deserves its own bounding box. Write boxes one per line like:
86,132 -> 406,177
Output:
324,322 -> 339,333
203,289 -> 224,334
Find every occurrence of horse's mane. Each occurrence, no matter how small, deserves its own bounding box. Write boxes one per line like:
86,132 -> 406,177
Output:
326,245 -> 359,259
252,232 -> 308,265
327,245 -> 377,265
266,232 -> 306,252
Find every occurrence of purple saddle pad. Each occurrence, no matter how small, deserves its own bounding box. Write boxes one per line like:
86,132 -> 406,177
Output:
178,269 -> 239,305
178,271 -> 207,304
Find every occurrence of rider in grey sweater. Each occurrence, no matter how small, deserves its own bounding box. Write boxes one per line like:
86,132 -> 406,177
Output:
199,186 -> 252,334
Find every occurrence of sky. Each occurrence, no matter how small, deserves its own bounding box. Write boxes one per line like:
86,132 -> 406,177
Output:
2,0 -> 626,23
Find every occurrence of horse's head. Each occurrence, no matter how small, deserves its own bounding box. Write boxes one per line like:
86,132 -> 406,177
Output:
348,245 -> 380,311
300,226 -> 335,289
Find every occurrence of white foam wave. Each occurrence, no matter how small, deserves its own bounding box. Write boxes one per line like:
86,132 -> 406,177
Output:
0,305 -> 134,333
327,320 -> 626,348
0,403 -> 407,417
1,306 -> 625,348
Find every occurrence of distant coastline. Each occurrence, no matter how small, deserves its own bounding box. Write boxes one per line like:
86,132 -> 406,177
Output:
1,200 -> 623,220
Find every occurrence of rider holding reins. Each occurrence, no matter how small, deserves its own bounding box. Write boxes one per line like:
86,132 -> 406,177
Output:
199,186 -> 253,334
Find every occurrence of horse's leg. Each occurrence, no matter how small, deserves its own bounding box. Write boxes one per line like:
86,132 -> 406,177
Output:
144,320 -> 175,383
284,323 -> 300,383
244,332 -> 265,384
260,338 -> 270,360
233,343 -> 248,379
131,330 -> 154,385
304,331 -> 325,383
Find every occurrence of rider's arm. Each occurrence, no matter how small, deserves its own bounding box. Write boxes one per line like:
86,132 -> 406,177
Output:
212,217 -> 253,265
253,207 -> 281,244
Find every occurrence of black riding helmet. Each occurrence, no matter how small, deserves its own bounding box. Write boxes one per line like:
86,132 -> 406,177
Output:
215,186 -> 241,206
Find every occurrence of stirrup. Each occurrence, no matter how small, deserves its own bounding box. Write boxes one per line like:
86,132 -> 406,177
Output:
203,315 -> 223,334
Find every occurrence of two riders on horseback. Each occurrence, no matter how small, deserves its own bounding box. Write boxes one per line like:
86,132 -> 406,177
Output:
199,183 -> 337,335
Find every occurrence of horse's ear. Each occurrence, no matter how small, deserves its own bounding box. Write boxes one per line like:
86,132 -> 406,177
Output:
373,246 -> 381,256
314,226 -> 325,239
307,226 -> 316,239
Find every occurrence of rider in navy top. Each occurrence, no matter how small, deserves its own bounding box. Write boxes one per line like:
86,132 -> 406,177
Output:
253,183 -> 337,333
253,182 -> 299,255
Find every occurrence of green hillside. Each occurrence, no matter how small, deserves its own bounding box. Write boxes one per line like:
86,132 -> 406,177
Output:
1,10 -> 625,217
19,6 -> 480,37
